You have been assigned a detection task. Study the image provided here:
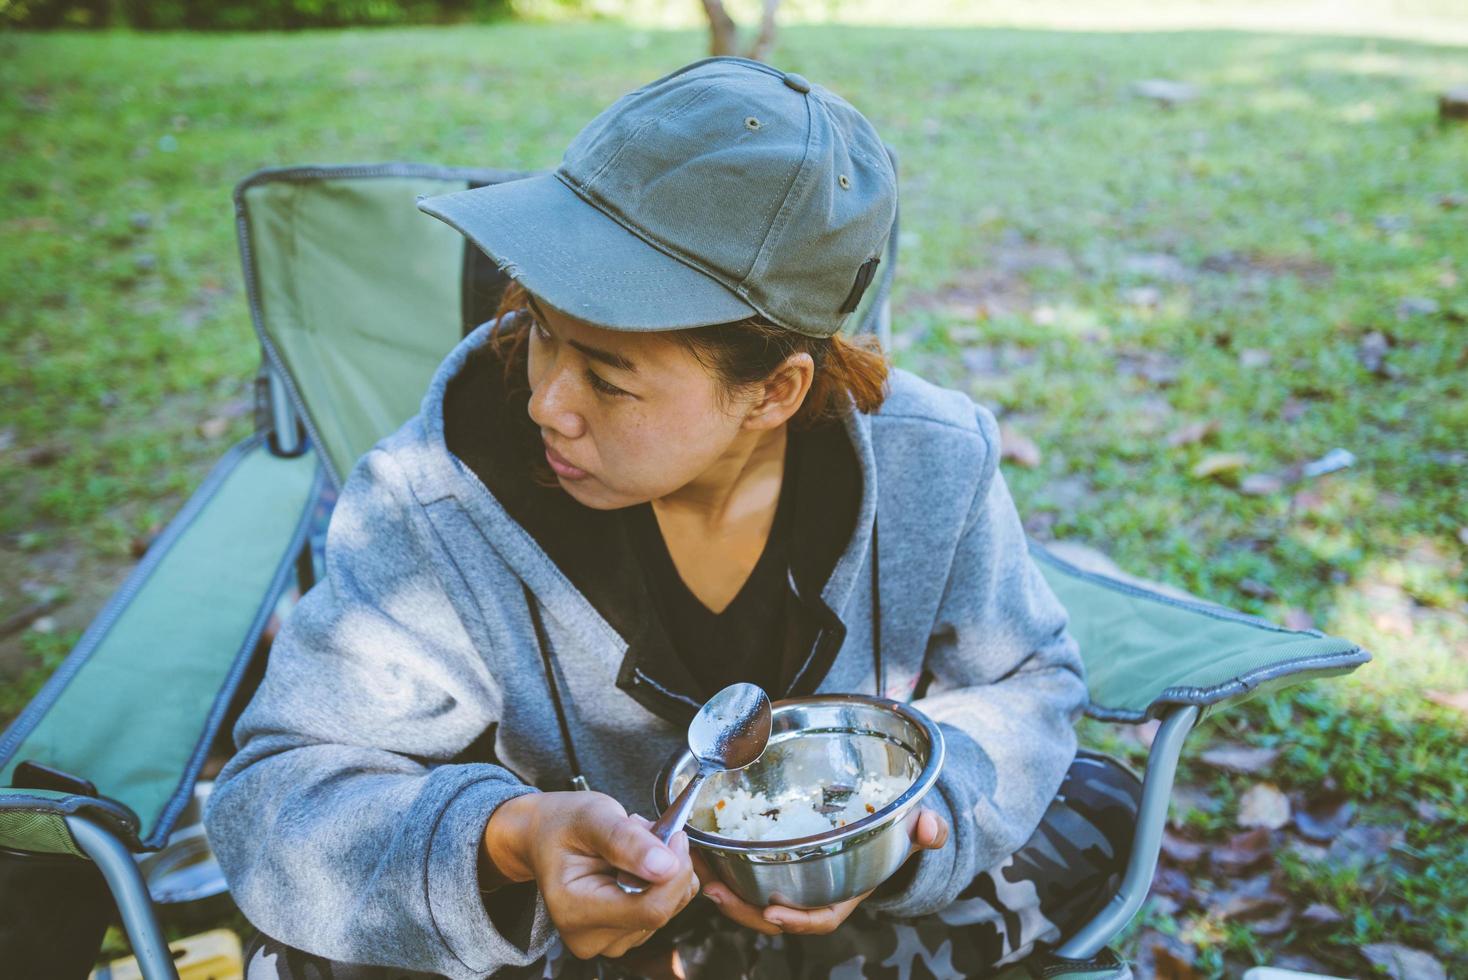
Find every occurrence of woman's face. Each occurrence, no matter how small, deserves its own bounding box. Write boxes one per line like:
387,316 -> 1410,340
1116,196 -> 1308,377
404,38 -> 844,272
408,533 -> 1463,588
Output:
523,295 -> 758,510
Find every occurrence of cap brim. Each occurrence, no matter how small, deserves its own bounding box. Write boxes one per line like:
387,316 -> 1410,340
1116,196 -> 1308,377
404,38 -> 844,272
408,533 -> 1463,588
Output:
417,174 -> 758,331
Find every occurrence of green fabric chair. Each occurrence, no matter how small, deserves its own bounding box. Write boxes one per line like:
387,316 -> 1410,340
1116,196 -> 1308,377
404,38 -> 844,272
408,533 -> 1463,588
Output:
0,164 -> 1368,979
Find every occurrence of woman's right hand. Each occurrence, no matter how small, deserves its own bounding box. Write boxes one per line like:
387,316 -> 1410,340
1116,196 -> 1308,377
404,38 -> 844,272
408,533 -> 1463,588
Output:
482,791 -> 698,959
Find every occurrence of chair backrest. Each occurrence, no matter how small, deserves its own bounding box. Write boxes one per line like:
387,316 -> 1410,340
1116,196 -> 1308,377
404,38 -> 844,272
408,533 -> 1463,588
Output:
235,163 -> 529,485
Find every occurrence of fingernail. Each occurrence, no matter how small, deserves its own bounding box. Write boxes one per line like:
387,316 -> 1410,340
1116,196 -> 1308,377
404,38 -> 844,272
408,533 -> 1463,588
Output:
643,847 -> 676,877
704,888 -> 723,905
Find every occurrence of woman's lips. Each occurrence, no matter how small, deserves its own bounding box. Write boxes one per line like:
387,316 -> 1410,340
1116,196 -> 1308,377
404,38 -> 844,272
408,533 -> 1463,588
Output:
544,443 -> 589,480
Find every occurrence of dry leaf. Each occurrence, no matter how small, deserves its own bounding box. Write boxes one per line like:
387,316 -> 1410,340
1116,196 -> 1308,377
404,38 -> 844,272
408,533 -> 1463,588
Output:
1212,826 -> 1273,874
1200,743 -> 1279,774
1160,832 -> 1206,868
1362,943 -> 1446,980
1166,420 -> 1219,449
1211,873 -> 1287,920
1238,579 -> 1277,600
999,424 -> 1042,468
199,417 -> 231,439
1426,689 -> 1468,715
1191,452 -> 1249,480
1237,782 -> 1291,829
1302,902 -> 1344,926
1283,607 -> 1315,631
1327,825 -> 1402,870
1296,792 -> 1355,842
1358,330 -> 1395,377
1238,348 -> 1272,368
1238,473 -> 1286,496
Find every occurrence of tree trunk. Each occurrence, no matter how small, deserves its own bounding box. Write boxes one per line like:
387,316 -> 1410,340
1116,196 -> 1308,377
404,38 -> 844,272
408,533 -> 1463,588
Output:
745,0 -> 782,63
701,0 -> 739,57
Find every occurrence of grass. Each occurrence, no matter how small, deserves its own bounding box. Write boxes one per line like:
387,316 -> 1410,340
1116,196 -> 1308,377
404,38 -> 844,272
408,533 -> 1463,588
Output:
2,14 -> 1465,978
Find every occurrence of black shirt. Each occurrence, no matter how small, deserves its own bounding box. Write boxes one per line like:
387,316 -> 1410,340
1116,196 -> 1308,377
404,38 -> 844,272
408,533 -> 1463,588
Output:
625,435 -> 798,700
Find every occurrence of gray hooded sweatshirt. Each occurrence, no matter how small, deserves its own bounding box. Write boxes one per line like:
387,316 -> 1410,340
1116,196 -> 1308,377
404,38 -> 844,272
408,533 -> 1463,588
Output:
205,319 -> 1087,979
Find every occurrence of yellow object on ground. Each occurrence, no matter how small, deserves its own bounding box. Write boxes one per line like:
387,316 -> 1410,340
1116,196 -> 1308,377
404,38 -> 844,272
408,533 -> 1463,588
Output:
89,928 -> 242,980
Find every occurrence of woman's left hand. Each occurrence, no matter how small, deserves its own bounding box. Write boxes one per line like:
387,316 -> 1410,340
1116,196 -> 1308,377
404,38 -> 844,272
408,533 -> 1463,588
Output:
694,808 -> 949,936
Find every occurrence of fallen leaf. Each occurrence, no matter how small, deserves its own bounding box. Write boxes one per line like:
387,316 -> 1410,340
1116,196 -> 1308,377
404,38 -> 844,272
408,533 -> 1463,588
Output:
1237,579 -> 1277,600
199,417 -> 231,439
1135,929 -> 1201,980
1362,943 -> 1446,980
1150,866 -> 1196,903
1396,296 -> 1440,320
1295,792 -> 1355,842
130,521 -> 164,559
1425,689 -> 1468,715
1237,782 -> 1291,830
999,424 -> 1042,468
1249,907 -> 1295,936
1167,420 -> 1219,448
1168,785 -> 1222,828
1200,743 -> 1279,774
1212,826 -> 1273,874
1238,473 -> 1286,496
1327,825 -> 1402,870
1160,832 -> 1206,868
1238,348 -> 1272,368
1415,800 -> 1446,824
1373,609 -> 1416,638
1132,79 -> 1201,107
1287,838 -> 1329,863
1210,873 -> 1288,921
1122,285 -> 1163,307
1283,608 -> 1316,631
1191,452 -> 1250,480
1151,943 -> 1202,980
1302,902 -> 1344,926
24,445 -> 59,467
1358,330 -> 1396,378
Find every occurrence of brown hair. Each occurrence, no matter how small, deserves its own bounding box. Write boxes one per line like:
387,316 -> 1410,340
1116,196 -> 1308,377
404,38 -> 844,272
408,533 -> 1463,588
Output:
488,281 -> 889,428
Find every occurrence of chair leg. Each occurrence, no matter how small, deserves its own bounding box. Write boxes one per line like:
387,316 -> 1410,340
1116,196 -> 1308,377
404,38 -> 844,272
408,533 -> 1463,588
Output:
64,815 -> 181,980
1055,704 -> 1200,960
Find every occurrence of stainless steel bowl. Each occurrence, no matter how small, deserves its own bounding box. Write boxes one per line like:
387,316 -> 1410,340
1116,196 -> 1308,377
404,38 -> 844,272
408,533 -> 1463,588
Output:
654,696 -> 944,909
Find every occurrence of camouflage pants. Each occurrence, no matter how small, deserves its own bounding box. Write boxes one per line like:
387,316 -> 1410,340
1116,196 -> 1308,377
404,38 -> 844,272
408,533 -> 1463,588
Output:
245,752 -> 1141,980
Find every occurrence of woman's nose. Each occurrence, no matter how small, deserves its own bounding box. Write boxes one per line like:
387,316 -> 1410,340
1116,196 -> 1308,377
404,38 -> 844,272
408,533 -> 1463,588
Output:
527,362 -> 586,440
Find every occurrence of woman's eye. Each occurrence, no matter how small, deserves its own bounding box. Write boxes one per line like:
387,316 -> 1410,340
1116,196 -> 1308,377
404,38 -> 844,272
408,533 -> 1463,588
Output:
586,371 -> 630,398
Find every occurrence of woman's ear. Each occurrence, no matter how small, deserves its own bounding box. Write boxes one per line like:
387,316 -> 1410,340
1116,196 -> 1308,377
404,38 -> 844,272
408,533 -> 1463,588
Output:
743,352 -> 814,431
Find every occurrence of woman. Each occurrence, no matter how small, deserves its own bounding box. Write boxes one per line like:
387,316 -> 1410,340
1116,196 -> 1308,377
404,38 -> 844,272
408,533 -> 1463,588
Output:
206,56 -> 1140,980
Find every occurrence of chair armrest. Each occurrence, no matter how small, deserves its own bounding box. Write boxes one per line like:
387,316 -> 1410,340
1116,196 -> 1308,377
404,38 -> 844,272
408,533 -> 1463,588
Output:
1032,539 -> 1370,723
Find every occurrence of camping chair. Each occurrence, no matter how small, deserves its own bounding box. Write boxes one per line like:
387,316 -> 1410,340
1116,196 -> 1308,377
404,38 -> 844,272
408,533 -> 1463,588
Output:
0,163 -> 1370,980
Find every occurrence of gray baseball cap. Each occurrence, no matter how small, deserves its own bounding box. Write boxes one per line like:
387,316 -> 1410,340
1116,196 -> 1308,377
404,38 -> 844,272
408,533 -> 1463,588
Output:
416,56 -> 896,339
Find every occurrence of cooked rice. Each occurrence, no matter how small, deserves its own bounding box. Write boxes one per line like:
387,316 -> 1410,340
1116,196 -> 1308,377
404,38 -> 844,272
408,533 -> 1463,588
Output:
708,773 -> 911,841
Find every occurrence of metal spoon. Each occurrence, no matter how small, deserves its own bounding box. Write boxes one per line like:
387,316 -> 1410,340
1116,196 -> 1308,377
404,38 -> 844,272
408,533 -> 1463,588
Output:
616,682 -> 772,895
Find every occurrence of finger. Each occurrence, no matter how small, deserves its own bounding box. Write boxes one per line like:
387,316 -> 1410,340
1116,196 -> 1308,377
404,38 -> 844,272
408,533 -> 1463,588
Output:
591,813 -> 681,883
702,881 -> 782,935
765,893 -> 868,935
763,905 -> 839,935
914,809 -> 949,850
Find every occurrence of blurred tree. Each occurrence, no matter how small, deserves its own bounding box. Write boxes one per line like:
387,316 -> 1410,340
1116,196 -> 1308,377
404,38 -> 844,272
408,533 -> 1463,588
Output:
702,0 -> 781,60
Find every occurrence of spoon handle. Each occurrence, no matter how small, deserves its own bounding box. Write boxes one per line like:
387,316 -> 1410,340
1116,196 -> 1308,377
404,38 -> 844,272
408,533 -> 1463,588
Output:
615,771 -> 706,895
